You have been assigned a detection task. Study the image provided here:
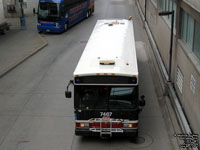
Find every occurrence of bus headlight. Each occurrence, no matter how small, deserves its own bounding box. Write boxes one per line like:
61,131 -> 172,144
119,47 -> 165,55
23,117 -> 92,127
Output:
55,23 -> 60,27
124,123 -> 131,128
81,122 -> 89,128
80,123 -> 89,128
76,122 -> 89,128
128,124 -> 133,128
65,14 -> 68,19
124,123 -> 138,128
80,123 -> 85,128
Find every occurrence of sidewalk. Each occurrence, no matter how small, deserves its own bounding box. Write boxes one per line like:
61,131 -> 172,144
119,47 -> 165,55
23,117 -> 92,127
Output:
0,14 -> 48,78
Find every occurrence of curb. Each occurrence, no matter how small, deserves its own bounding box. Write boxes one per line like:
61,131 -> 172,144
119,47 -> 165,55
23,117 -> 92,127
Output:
0,34 -> 48,78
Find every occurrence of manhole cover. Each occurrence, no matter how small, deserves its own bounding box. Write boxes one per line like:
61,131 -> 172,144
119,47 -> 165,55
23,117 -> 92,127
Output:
130,136 -> 145,144
123,133 -> 153,149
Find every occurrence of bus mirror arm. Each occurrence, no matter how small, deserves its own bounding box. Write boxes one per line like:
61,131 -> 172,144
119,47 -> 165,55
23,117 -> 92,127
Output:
65,80 -> 74,98
139,95 -> 145,107
138,95 -> 145,113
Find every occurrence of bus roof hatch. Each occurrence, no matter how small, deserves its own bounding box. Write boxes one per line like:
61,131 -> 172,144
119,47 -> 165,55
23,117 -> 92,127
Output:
99,60 -> 115,65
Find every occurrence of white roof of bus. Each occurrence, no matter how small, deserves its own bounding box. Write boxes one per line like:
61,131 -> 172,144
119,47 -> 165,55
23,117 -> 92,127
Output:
74,19 -> 138,77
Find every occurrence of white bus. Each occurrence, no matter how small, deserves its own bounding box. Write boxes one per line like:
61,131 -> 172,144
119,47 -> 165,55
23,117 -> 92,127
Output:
65,19 -> 145,138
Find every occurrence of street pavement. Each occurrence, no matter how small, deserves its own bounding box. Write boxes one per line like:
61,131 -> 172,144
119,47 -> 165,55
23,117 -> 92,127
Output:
0,0 -> 47,77
0,0 -> 180,149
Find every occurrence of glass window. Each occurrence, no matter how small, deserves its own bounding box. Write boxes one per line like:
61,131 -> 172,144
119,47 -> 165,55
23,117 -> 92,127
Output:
38,2 -> 60,21
173,2 -> 176,27
169,0 -> 173,20
75,86 -> 138,110
160,0 -> 165,10
79,86 -> 107,109
193,21 -> 200,59
169,0 -> 173,11
181,11 -> 188,41
181,10 -> 200,60
160,0 -> 176,28
109,87 -> 136,109
187,15 -> 195,48
165,0 -> 169,11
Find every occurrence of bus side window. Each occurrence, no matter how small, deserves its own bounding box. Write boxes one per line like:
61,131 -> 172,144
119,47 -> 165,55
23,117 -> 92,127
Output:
61,5 -> 65,16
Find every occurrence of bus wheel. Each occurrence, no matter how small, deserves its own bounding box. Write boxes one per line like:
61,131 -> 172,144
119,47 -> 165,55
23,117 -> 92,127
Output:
64,23 -> 68,31
0,29 -> 5,34
89,9 -> 92,16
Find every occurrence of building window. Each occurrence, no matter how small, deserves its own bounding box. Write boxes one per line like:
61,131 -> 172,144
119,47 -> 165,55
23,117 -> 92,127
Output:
173,2 -> 176,26
160,0 -> 176,27
193,21 -> 200,59
161,0 -> 165,10
176,67 -> 183,94
165,0 -> 169,11
181,10 -> 200,60
181,11 -> 188,41
187,15 -> 194,48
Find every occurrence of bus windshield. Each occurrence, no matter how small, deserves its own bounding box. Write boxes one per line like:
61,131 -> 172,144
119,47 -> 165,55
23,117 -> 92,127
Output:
75,86 -> 138,110
38,2 -> 60,21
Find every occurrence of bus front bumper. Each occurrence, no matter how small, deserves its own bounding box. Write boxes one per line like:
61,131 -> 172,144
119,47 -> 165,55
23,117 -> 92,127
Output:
37,25 -> 64,33
75,128 -> 138,137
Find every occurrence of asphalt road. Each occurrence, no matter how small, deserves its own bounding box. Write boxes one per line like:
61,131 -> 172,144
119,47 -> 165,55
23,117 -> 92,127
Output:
0,0 -> 178,149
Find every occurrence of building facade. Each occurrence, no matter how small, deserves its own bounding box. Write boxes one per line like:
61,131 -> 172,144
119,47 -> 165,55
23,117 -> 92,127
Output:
137,0 -> 200,136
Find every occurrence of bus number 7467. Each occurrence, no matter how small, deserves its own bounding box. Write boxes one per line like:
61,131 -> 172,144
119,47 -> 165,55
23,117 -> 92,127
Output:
100,112 -> 112,117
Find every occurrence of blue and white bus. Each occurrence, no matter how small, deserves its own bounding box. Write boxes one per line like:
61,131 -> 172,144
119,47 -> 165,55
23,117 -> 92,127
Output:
37,0 -> 94,33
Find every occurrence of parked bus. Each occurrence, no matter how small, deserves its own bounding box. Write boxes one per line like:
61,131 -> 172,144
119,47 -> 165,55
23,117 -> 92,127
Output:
65,19 -> 145,138
37,0 -> 94,33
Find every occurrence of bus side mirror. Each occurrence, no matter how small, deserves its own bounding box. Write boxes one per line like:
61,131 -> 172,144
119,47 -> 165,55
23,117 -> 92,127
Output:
65,80 -> 74,99
65,91 -> 71,98
139,95 -> 145,106
33,8 -> 38,14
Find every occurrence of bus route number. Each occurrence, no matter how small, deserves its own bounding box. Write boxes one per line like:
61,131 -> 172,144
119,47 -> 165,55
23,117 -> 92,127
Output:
100,112 -> 112,117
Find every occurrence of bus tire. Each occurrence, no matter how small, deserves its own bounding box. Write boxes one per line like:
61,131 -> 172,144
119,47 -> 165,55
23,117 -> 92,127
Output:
6,26 -> 9,31
64,23 -> 68,31
0,29 -> 5,34
89,9 -> 92,16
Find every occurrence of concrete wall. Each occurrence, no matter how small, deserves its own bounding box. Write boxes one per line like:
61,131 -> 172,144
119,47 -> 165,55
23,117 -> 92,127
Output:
175,40 -> 200,134
138,0 -> 200,136
2,0 -> 21,18
138,0 -> 176,75
139,0 -> 145,14
146,1 -> 171,74
173,1 -> 200,135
